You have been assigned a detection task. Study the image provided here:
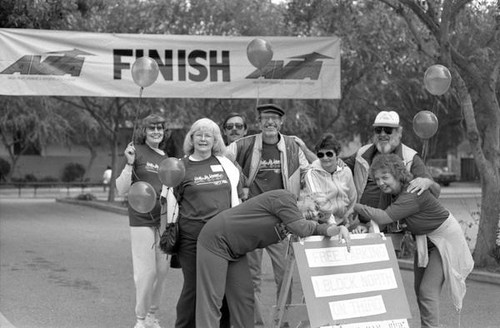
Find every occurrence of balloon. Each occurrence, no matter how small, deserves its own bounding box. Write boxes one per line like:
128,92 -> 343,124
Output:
247,38 -> 273,70
413,110 -> 439,139
131,56 -> 159,88
424,64 -> 451,95
128,181 -> 157,213
158,158 -> 186,187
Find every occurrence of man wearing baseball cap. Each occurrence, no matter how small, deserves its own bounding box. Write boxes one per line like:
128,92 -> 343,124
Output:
225,103 -> 316,326
344,110 -> 440,237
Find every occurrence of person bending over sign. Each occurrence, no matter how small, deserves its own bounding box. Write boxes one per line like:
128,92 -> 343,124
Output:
353,154 -> 473,328
195,189 -> 350,328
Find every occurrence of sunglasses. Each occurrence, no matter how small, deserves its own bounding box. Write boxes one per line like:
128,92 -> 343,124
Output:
146,124 -> 165,131
225,123 -> 244,130
374,127 -> 394,135
317,151 -> 335,159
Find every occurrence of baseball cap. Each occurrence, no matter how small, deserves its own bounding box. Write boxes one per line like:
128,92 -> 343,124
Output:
373,111 -> 400,128
257,104 -> 285,117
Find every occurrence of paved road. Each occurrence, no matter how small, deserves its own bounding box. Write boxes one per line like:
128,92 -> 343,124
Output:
1,196 -> 499,328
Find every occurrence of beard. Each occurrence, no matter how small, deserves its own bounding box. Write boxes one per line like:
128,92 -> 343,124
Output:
376,142 -> 394,154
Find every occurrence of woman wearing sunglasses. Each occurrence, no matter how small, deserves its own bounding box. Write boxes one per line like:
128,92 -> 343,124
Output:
301,133 -> 357,227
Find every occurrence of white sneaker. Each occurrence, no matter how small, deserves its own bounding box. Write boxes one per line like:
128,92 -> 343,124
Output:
133,320 -> 147,328
145,313 -> 161,328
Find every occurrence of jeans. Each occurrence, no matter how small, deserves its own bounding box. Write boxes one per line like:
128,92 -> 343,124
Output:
414,247 -> 444,328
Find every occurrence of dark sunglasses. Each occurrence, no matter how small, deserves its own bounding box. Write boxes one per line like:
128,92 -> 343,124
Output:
225,123 -> 244,130
374,127 -> 394,135
317,151 -> 335,158
147,124 -> 165,131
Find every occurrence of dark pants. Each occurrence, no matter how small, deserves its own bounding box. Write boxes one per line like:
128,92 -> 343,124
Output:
414,247 -> 444,328
196,244 -> 254,328
175,218 -> 230,328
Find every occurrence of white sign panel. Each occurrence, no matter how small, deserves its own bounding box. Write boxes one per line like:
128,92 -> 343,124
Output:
0,29 -> 341,99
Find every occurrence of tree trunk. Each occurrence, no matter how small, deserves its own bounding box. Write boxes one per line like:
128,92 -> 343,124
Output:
454,71 -> 500,267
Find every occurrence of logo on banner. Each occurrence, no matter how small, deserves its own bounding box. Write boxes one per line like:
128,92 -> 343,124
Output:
246,52 -> 333,80
0,48 -> 93,77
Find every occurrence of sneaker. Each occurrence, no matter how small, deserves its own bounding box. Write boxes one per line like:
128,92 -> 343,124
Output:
133,320 -> 147,328
145,313 -> 161,328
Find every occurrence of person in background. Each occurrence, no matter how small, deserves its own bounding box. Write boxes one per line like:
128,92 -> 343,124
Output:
353,154 -> 473,328
302,133 -> 357,227
164,118 -> 240,328
343,110 -> 440,237
225,103 -> 316,326
115,113 -> 170,328
102,165 -> 112,191
222,112 -> 248,145
196,189 -> 351,328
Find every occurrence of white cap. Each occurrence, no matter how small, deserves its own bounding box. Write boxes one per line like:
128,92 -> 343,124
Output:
373,111 -> 400,128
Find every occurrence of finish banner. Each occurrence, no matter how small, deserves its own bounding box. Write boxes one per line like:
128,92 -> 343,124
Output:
0,28 -> 341,99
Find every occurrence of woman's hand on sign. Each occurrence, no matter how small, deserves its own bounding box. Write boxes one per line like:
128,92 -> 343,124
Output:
326,225 -> 351,252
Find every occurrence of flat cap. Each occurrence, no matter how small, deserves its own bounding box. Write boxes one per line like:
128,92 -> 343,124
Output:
256,104 -> 285,117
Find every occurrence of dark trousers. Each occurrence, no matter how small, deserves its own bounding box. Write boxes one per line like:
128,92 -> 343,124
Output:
414,247 -> 444,328
175,219 -> 230,328
196,244 -> 254,328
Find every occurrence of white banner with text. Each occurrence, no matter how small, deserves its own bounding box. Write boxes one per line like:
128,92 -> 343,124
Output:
0,29 -> 341,99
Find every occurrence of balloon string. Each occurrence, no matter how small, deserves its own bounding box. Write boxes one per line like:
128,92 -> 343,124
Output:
421,139 -> 429,163
256,75 -> 261,109
131,87 -> 144,144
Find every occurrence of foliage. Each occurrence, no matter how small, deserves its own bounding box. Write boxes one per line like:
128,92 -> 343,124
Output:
61,162 -> 86,182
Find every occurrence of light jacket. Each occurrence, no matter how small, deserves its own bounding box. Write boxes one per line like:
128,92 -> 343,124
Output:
302,159 -> 357,222
352,143 -> 417,202
226,133 -> 309,198
415,213 -> 474,311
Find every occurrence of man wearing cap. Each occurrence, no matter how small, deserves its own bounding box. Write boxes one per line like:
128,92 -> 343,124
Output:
225,103 -> 316,326
344,110 -> 440,236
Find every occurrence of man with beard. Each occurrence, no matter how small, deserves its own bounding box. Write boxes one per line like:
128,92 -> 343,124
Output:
225,103 -> 316,326
343,110 -> 440,236
222,112 -> 249,145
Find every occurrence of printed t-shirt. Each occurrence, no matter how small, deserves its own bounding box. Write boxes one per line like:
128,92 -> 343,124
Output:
175,156 -> 231,223
129,144 -> 167,227
385,189 -> 449,235
249,142 -> 284,198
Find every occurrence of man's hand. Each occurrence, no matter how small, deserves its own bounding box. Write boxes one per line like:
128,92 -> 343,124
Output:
351,224 -> 368,234
407,177 -> 433,195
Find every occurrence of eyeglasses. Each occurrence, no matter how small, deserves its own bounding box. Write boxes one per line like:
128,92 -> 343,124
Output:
260,114 -> 281,122
147,124 -> 164,131
374,127 -> 394,135
225,123 -> 244,130
193,132 -> 214,139
317,151 -> 335,159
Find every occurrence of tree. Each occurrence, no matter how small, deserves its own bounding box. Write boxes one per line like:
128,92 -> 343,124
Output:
0,96 -> 73,180
377,0 -> 499,270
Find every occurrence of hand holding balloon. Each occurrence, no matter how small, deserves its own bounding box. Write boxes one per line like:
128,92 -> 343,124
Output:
124,142 -> 136,165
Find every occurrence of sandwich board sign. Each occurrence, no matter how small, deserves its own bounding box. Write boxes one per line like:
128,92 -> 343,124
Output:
293,234 -> 411,328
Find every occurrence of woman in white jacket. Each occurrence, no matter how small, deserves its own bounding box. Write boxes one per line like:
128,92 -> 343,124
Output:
302,133 -> 357,227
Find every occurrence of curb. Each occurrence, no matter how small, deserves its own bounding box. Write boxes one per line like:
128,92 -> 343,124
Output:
56,197 -> 128,216
57,197 -> 500,287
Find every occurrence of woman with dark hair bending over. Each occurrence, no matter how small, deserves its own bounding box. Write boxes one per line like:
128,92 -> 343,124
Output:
353,153 -> 473,328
